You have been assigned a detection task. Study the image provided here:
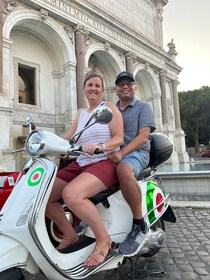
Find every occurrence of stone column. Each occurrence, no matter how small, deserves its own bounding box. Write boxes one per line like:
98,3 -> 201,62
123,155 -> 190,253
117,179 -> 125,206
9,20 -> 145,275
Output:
171,80 -> 189,163
74,24 -> 87,109
0,0 -> 3,95
172,80 -> 181,130
125,52 -> 133,74
159,69 -> 169,125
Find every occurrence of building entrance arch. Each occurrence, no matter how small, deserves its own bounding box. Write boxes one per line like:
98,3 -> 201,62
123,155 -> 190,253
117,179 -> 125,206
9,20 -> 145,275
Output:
3,8 -> 76,117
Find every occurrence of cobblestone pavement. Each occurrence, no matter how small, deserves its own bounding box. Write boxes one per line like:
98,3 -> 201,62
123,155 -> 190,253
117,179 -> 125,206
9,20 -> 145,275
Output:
24,207 -> 210,280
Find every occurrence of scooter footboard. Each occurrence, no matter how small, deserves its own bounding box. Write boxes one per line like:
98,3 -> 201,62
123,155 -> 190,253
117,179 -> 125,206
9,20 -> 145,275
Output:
0,235 -> 37,273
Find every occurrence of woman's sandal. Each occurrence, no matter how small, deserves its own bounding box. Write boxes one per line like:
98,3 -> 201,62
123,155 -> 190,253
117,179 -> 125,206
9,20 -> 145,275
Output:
56,235 -> 79,251
84,241 -> 116,269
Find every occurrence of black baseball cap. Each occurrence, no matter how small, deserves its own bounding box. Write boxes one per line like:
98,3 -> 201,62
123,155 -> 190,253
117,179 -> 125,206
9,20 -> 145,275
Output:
115,71 -> 135,85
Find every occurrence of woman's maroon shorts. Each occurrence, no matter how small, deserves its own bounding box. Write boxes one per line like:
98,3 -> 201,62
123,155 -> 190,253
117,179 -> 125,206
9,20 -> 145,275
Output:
57,160 -> 118,189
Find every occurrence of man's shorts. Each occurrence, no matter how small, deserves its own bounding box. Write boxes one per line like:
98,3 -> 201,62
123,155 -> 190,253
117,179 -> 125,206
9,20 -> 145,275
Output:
57,160 -> 118,189
121,150 -> 149,177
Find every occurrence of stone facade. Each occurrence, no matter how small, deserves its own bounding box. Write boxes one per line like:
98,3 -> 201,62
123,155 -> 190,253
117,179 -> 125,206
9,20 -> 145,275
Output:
0,0 -> 189,171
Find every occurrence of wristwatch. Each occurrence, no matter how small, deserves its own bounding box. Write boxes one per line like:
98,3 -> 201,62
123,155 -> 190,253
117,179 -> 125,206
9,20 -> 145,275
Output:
97,143 -> 106,152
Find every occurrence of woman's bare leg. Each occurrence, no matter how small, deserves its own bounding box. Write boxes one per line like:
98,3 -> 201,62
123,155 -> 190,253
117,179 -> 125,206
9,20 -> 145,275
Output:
46,177 -> 78,244
62,173 -> 112,267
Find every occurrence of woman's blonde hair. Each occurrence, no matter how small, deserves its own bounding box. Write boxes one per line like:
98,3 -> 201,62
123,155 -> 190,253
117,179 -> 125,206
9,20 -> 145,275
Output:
83,71 -> 104,89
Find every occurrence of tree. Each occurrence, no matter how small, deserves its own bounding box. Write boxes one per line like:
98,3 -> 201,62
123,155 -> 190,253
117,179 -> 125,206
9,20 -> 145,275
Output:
179,86 -> 210,153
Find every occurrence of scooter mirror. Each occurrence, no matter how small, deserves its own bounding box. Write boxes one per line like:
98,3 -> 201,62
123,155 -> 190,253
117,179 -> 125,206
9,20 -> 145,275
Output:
26,116 -> 34,126
93,105 -> 113,124
26,116 -> 36,132
69,105 -> 113,144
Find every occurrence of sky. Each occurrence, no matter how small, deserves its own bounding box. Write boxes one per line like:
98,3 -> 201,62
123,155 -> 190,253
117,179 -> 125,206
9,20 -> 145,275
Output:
162,0 -> 210,91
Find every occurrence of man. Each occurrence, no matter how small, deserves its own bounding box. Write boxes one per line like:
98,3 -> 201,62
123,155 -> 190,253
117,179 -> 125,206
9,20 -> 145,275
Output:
108,71 -> 156,257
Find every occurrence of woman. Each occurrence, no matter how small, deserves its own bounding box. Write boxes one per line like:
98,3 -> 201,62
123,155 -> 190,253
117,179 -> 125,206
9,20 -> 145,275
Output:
46,71 -> 123,268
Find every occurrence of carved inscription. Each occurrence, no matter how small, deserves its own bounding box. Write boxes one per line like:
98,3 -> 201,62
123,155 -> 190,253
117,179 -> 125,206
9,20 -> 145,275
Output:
86,0 -> 155,41
44,0 -> 163,64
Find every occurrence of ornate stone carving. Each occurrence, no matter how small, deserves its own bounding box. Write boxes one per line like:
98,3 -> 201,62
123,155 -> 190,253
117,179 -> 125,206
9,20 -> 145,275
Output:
157,4 -> 163,20
144,62 -> 150,70
172,80 -> 179,87
125,51 -> 136,63
89,54 -> 98,71
40,8 -> 48,22
3,0 -> 17,14
64,26 -> 74,44
167,39 -> 178,62
104,41 -> 110,51
88,56 -> 104,75
73,24 -> 88,35
84,34 -> 93,49
167,39 -> 176,54
159,68 -> 168,76
118,53 -> 125,65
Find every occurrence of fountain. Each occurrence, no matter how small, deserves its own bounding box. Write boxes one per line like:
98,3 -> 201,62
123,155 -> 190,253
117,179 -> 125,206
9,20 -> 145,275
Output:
157,158 -> 210,208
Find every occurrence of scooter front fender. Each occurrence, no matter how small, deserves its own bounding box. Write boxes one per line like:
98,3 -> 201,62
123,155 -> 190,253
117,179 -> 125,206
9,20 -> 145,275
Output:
0,235 -> 37,274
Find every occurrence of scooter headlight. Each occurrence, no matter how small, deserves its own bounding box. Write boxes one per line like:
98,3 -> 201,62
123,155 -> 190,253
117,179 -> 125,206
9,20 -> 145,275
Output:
25,131 -> 45,156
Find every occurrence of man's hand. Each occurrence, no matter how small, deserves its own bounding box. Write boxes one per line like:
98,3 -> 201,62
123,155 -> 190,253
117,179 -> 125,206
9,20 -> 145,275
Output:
107,150 -> 124,163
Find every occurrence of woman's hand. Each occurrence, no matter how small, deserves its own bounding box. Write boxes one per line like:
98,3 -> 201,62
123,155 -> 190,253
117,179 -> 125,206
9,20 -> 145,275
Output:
82,144 -> 104,155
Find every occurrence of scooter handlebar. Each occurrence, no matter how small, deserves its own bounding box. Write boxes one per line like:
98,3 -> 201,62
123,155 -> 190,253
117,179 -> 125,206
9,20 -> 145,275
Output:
68,145 -> 103,157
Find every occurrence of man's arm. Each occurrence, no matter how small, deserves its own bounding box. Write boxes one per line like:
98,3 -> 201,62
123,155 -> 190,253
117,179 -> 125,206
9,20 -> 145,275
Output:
120,127 -> 151,157
107,126 -> 151,163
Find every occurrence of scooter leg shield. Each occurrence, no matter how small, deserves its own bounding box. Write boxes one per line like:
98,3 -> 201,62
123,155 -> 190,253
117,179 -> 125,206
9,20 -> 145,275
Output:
0,235 -> 36,274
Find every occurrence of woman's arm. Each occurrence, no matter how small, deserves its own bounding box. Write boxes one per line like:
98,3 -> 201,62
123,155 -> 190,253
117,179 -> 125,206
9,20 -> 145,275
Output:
64,113 -> 80,141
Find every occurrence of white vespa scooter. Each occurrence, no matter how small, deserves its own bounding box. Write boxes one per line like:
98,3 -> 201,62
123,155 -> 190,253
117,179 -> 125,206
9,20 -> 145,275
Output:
0,105 -> 176,280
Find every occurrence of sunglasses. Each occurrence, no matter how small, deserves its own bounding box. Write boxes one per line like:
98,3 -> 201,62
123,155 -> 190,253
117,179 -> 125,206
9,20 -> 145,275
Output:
116,82 -> 135,88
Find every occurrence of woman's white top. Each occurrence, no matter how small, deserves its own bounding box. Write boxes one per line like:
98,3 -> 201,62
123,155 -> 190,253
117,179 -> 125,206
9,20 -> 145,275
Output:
74,109 -> 118,166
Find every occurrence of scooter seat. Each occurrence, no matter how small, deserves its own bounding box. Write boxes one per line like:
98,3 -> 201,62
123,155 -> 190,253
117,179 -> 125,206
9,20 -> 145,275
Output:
136,166 -> 152,180
90,166 -> 153,206
90,188 -> 117,207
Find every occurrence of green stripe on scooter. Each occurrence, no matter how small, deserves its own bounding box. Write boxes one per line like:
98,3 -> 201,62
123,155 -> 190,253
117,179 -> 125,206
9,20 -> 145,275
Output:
146,181 -> 156,224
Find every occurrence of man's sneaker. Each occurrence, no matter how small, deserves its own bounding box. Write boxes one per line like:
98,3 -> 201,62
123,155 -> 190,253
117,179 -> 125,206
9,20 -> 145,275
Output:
118,223 -> 151,257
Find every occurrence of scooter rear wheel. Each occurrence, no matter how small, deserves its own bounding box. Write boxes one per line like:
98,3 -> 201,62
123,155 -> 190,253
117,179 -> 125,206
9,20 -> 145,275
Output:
0,268 -> 24,280
141,218 -> 165,258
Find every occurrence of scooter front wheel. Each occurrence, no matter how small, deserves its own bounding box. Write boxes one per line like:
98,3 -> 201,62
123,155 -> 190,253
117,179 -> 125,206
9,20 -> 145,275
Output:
0,268 -> 24,280
45,198 -> 79,247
